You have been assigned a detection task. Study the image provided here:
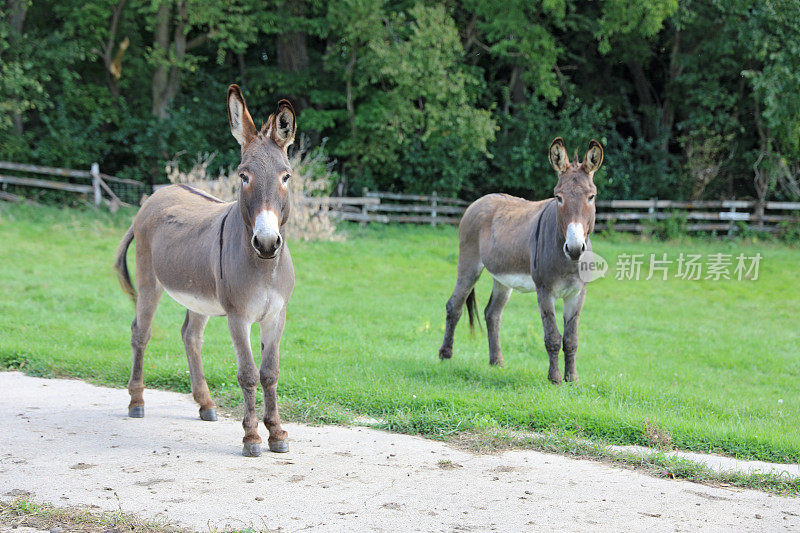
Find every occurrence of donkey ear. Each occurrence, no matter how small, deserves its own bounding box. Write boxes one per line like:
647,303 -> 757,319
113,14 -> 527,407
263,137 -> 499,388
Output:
227,84 -> 257,146
582,140 -> 604,176
548,137 -> 569,174
269,99 -> 296,150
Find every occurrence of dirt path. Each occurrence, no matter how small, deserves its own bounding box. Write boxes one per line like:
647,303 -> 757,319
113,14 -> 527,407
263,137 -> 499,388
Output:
1,372 -> 798,532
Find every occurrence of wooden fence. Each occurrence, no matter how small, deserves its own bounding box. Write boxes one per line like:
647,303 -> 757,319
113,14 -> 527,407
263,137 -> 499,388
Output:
318,191 -> 800,234
2,164 -> 798,235
0,161 -> 147,207
314,189 -> 469,226
593,199 -> 800,234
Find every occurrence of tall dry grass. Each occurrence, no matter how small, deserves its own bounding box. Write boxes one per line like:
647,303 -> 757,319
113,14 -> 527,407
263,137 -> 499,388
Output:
165,139 -> 341,241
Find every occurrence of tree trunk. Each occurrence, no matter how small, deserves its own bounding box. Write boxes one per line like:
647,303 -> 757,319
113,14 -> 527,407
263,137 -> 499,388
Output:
510,66 -> 526,106
7,0 -> 28,136
660,30 -> 680,153
752,98 -> 770,228
151,2 -> 172,119
162,1 -> 187,113
276,0 -> 309,109
345,49 -> 356,137
103,0 -> 127,99
627,59 -> 657,140
151,1 -> 188,120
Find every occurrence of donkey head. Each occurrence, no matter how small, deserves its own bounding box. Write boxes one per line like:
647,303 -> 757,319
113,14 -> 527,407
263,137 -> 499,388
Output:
548,137 -> 603,261
227,84 -> 296,259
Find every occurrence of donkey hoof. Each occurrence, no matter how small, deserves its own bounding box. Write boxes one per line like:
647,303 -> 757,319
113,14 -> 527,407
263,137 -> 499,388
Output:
199,408 -> 217,422
268,439 -> 289,453
128,405 -> 145,418
548,374 -> 563,385
564,374 -> 578,383
242,442 -> 262,457
438,348 -> 452,360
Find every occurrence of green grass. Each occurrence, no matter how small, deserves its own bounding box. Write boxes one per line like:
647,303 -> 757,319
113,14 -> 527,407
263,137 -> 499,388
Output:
1,203 -> 799,465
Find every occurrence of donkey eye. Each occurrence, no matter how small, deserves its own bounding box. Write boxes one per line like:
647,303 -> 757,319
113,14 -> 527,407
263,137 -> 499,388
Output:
282,173 -> 291,184
588,194 -> 596,204
556,194 -> 564,205
239,173 -> 249,184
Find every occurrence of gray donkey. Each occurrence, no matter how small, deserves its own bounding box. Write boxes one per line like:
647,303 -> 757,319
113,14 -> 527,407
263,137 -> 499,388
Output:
115,85 -> 296,456
438,138 -> 603,383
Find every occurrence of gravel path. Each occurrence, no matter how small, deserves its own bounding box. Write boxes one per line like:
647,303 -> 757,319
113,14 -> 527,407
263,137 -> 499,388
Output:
1,372 -> 798,532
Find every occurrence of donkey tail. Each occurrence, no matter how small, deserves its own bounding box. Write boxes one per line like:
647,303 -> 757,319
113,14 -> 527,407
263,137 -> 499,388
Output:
466,288 -> 481,335
115,225 -> 136,303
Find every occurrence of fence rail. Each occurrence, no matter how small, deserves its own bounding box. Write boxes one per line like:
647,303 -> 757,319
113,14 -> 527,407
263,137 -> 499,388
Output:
318,192 -> 799,234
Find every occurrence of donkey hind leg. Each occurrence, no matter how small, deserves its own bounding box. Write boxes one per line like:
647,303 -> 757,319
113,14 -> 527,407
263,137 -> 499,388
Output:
181,310 -> 217,421
536,287 -> 562,384
127,273 -> 163,418
484,279 -> 512,367
228,315 -> 262,457
439,256 -> 483,360
260,307 -> 288,453
562,288 -> 587,383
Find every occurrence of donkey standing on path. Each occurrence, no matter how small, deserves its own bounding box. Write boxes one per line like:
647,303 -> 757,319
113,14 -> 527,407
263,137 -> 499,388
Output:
438,138 -> 603,383
115,85 -> 296,456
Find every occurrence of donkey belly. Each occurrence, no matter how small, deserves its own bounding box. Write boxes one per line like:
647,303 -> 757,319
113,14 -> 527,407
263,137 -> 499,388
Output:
164,287 -> 226,316
488,271 -> 537,293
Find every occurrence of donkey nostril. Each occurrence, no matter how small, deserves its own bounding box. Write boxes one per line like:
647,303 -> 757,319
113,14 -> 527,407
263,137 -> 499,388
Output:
581,242 -> 586,252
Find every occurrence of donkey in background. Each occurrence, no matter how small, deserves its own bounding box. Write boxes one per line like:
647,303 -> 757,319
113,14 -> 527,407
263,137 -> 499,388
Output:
115,85 -> 296,456
438,138 -> 603,383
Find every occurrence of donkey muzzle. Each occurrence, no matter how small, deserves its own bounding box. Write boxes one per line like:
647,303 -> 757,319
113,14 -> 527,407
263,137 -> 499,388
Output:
252,232 -> 282,259
564,222 -> 586,261
252,210 -> 283,259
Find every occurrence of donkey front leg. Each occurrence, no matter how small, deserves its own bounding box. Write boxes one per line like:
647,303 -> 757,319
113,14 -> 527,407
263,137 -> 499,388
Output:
562,288 -> 587,383
228,315 -> 262,457
260,307 -> 288,453
536,287 -> 562,384
181,310 -> 217,421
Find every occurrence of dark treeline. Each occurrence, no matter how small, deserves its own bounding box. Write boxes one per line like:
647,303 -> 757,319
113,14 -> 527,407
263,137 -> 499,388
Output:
2,0 -> 799,202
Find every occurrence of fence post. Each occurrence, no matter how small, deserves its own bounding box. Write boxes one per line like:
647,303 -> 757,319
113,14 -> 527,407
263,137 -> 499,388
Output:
648,197 -> 657,224
727,203 -> 737,236
361,187 -> 369,226
431,191 -> 438,227
91,163 -> 102,207
755,199 -> 765,229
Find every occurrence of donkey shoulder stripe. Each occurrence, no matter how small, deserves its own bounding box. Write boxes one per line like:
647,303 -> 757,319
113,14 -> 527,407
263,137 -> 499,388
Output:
533,199 -> 555,270
218,206 -> 232,281
177,184 -> 224,203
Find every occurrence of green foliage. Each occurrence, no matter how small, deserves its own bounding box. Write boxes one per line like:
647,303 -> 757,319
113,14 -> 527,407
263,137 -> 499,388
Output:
1,0 -> 799,203
649,211 -> 688,240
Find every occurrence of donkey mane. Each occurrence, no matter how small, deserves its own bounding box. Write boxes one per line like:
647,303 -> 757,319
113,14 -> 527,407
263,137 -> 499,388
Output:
177,184 -> 224,203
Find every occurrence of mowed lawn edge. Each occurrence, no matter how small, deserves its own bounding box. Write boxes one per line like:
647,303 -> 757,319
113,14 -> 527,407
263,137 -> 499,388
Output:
1,204 -> 798,464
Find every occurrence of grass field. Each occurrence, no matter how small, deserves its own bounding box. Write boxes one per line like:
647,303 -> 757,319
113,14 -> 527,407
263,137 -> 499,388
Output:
1,203 -> 798,464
